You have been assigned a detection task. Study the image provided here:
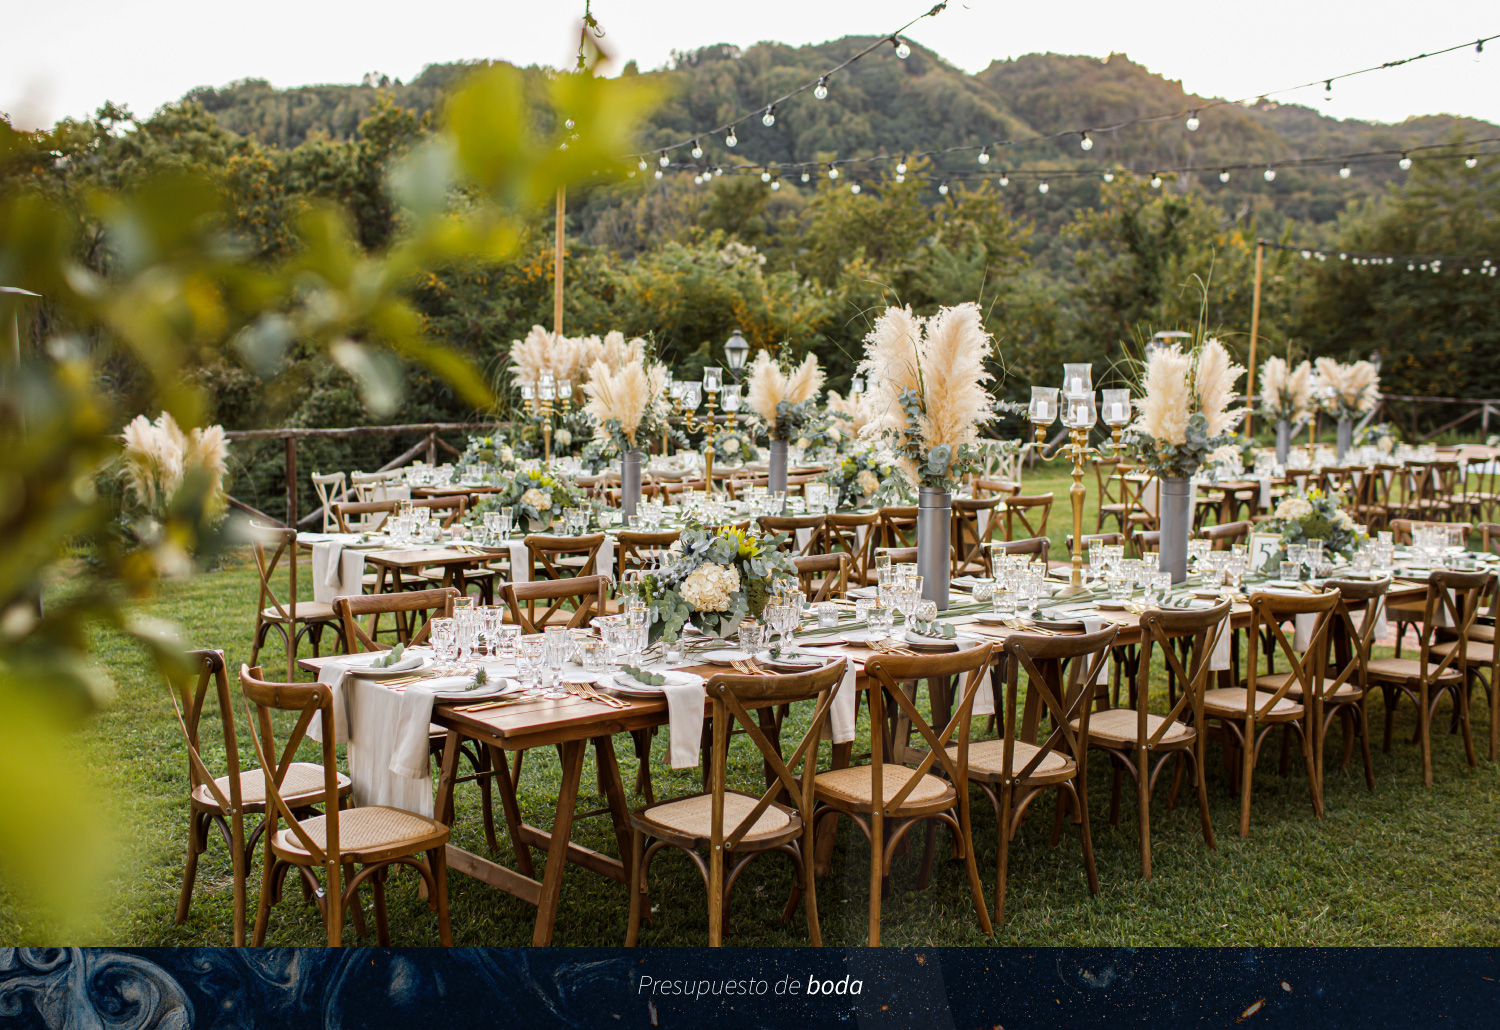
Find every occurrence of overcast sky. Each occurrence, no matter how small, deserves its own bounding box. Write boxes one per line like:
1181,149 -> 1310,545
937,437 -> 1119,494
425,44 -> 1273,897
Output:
4,1 -> 1496,131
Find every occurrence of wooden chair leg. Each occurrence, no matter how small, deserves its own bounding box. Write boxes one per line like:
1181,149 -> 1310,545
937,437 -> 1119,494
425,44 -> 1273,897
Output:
1239,719 -> 1256,838
1489,674 -> 1499,763
957,790 -> 992,936
429,846 -> 453,946
801,829 -> 822,945
994,784 -> 1013,928
175,811 -> 205,924
371,867 -> 391,946
1137,746 -> 1152,879
1075,781 -> 1099,895
1459,682 -> 1478,768
325,862 -> 344,947
342,861 -> 366,937
625,828 -> 645,946
915,819 -> 937,890
1194,739 -> 1216,851
229,813 -> 248,948
1419,685 -> 1434,786
1358,700 -> 1376,791
868,810 -> 883,947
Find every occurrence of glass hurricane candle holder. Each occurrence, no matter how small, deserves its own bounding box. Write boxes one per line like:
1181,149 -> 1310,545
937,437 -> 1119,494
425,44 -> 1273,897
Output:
702,366 -> 723,394
1028,386 -> 1058,434
1062,362 -> 1093,399
1062,391 -> 1097,429
1101,388 -> 1131,427
721,384 -> 742,412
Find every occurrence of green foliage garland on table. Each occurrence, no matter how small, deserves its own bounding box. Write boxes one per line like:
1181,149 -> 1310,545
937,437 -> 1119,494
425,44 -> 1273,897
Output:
638,523 -> 797,642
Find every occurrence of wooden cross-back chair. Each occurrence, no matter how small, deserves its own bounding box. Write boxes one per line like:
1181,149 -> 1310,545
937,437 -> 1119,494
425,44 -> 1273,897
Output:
616,530 -> 681,576
1319,465 -> 1361,505
814,511 -> 880,585
1119,470 -> 1158,541
874,546 -> 918,567
811,646 -> 995,946
875,505 -> 917,551
952,497 -> 1004,576
722,476 -> 769,501
331,496 -> 468,532
311,471 -> 347,532
965,627 -> 1114,926
1204,589 -> 1336,837
1199,519 -> 1253,551
1424,458 -> 1465,521
1352,464 -> 1395,529
757,514 -> 825,556
1286,577 -> 1388,795
1093,457 -> 1127,534
1369,568 -> 1489,785
501,574 -> 609,633
1283,467 -> 1321,494
791,553 -> 849,603
972,477 -> 1021,500
247,521 -> 342,683
1002,493 -> 1053,541
1462,458 -> 1499,524
1098,603 -> 1228,878
238,664 -> 451,947
990,535 -> 1051,568
1065,531 -> 1126,553
525,533 -> 606,581
167,649 -> 352,946
626,661 -> 847,947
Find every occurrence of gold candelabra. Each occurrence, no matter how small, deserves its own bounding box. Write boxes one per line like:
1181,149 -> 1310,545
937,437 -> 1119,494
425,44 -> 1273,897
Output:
519,374 -> 570,466
679,384 -> 721,495
1025,370 -> 1132,597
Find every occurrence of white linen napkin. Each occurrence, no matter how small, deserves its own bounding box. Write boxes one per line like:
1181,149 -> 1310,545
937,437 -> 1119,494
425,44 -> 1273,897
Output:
829,661 -> 859,739
1293,613 -> 1317,652
311,658 -> 353,744
1257,477 -> 1273,510
1080,617 -> 1110,685
661,679 -> 706,769
1210,611 -> 1234,672
311,542 -> 366,604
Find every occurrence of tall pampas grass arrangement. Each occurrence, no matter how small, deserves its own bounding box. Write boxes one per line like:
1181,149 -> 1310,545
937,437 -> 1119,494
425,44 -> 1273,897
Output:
824,389 -> 872,437
745,350 -> 825,440
1312,357 -> 1380,418
120,412 -> 229,519
582,357 -> 669,452
858,302 -> 996,489
1258,356 -> 1314,422
1127,336 -> 1245,479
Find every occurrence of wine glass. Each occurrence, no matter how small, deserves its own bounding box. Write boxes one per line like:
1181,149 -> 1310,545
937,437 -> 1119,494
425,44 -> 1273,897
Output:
898,575 -> 924,629
497,506 -> 515,538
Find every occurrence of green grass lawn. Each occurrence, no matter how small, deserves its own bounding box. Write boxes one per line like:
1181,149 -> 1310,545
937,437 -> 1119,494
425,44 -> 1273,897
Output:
4,464 -> 1498,947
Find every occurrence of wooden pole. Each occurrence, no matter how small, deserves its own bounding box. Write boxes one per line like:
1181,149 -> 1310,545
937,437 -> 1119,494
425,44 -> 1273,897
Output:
1246,240 -> 1265,438
285,436 -> 298,528
553,188 -> 565,336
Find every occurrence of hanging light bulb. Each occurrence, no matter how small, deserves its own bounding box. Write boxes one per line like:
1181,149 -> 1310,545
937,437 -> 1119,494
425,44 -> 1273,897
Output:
895,173 -> 905,183
654,168 -> 663,180
1339,252 -> 1348,260
896,156 -> 908,175
828,164 -> 839,179
850,182 -> 862,193
1300,250 -> 1312,259
1185,110 -> 1200,132
714,166 -> 724,177
693,174 -> 703,185
771,178 -> 781,191
1408,263 -> 1416,271
814,77 -> 829,100
627,169 -> 636,179
725,127 -> 738,148
1038,180 -> 1049,194
800,171 -> 810,183
1150,172 -> 1162,188
1264,166 -> 1276,182
564,118 -> 575,130
1219,169 -> 1231,183
977,145 -> 990,165
762,106 -> 776,128
1339,164 -> 1351,179
1324,79 -> 1333,101
691,139 -> 703,159
659,152 -> 670,167
998,172 -> 1009,187
1477,38 -> 1485,61
1079,132 -> 1093,151
938,181 -> 949,195
1103,170 -> 1114,183
1466,155 -> 1479,169
1398,152 -> 1412,170
761,168 -> 771,183
892,36 -> 910,59
637,158 -> 648,172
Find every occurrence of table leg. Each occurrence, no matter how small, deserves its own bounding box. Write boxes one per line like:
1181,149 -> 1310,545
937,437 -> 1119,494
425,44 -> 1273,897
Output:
370,566 -> 391,641
435,729 -> 462,825
532,738 -> 586,946
593,735 -> 634,882
488,744 -> 536,877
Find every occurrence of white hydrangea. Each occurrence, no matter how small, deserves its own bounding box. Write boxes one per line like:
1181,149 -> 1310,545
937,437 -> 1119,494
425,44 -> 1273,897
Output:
1335,509 -> 1356,530
680,562 -> 741,612
828,425 -> 842,443
1275,497 -> 1313,520
721,436 -> 740,455
857,469 -> 880,497
499,446 -> 514,463
796,437 -> 811,450
520,488 -> 552,511
554,429 -> 572,448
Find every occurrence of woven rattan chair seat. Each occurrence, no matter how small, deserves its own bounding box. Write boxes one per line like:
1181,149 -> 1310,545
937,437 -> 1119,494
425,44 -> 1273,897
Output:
633,791 -> 795,844
1203,687 -> 1303,719
1469,623 -> 1495,643
273,805 -> 448,860
813,765 -> 954,810
261,602 -> 337,622
1270,669 -> 1362,700
1429,639 -> 1495,662
948,738 -> 1073,782
193,761 -> 348,809
1072,708 -> 1193,747
1366,657 -> 1464,683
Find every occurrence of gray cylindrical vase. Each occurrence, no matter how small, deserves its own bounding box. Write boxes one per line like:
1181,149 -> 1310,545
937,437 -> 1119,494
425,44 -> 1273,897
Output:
917,486 -> 952,611
1159,475 -> 1192,583
621,449 -> 643,518
1336,418 -> 1353,462
768,439 -> 789,500
1275,420 -> 1290,466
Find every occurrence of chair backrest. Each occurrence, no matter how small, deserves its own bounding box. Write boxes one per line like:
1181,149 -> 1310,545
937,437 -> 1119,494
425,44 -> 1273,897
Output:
1199,519 -> 1252,550
1412,569 -> 1491,679
167,649 -> 243,814
1284,467 -> 1320,494
874,546 -> 918,566
1120,470 -> 1158,532
791,552 -> 849,602
1389,519 -> 1471,547
1320,465 -> 1360,501
1066,531 -> 1126,552
1479,522 -> 1500,555
992,535 -> 1050,566
863,645 -> 995,816
876,506 -> 918,550
758,514 -> 825,555
723,476 -> 769,501
1246,589 -> 1341,718
334,587 -> 458,652
952,497 -> 1004,574
703,660 -> 848,852
1322,578 -> 1390,705
310,472 -> 347,533
1000,628 -> 1118,778
815,511 -> 880,584
973,477 -> 1021,499
526,533 -> 606,580
248,521 -> 301,682
501,574 -> 609,632
1136,600 -> 1231,747
332,495 -> 467,532
1003,493 -> 1053,540
1093,457 -> 1123,508
238,664 -> 344,868
1134,530 -> 1161,556
616,530 -> 681,575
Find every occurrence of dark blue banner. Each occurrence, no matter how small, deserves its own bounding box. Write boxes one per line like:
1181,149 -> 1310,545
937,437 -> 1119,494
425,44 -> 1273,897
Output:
2,947 -> 1497,1028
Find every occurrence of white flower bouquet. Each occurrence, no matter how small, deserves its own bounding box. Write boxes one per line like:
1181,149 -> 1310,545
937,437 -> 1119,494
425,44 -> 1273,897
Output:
1263,486 -> 1363,560
639,523 -> 798,642
820,443 -> 912,509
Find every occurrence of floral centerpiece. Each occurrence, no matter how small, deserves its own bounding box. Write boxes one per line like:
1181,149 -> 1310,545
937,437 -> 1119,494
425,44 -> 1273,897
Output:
1262,487 -> 1363,562
713,425 -> 761,465
1312,357 -> 1380,420
581,356 -> 670,456
821,443 -> 912,509
639,523 -> 798,642
476,469 -> 581,530
745,349 -> 826,487
1257,356 -> 1313,423
1353,421 -> 1398,454
461,434 -> 517,470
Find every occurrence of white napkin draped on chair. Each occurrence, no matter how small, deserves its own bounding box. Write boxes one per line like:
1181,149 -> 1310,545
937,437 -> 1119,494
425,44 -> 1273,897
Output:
310,541 -> 367,605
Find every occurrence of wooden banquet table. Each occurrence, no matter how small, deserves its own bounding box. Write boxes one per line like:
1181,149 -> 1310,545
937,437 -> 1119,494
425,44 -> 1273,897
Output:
296,570 -> 1439,945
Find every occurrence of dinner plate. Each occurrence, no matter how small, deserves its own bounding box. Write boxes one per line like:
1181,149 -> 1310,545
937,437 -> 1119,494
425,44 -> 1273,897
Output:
430,683 -> 515,702
847,586 -> 880,600
970,613 -> 1012,626
345,653 -> 426,678
839,629 -> 889,646
903,630 -> 984,652
701,649 -> 751,665
608,669 -> 705,697
1095,599 -> 1130,611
